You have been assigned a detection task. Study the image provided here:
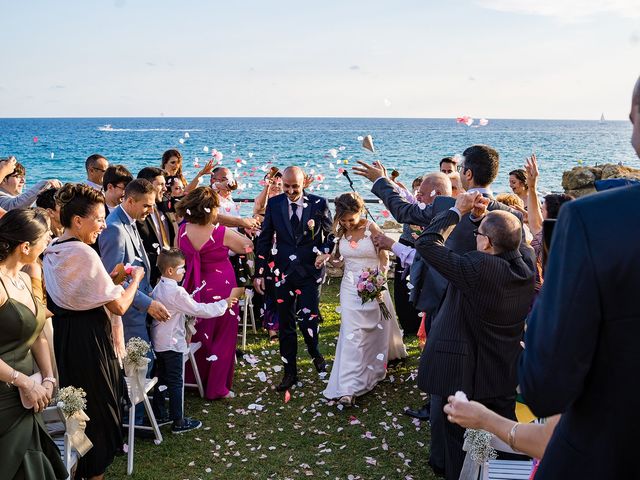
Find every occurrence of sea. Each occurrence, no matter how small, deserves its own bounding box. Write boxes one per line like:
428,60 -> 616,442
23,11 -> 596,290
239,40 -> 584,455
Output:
0,117 -> 636,216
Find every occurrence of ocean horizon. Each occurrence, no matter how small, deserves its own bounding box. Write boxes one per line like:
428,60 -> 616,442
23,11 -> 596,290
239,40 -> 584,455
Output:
1,117 -> 636,216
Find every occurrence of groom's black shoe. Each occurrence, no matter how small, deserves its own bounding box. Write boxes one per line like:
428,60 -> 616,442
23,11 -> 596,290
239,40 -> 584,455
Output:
276,374 -> 298,392
404,402 -> 431,421
313,356 -> 327,373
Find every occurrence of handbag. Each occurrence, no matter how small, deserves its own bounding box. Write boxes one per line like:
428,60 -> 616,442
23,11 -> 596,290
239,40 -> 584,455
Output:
19,371 -> 42,409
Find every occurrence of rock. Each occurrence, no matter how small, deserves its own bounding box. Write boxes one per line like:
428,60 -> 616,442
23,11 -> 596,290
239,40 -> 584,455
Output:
562,167 -> 597,191
601,164 -> 640,180
565,187 -> 597,198
382,220 -> 402,230
562,163 -> 640,198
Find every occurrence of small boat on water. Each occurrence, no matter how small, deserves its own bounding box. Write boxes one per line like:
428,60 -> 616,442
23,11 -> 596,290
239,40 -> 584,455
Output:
600,113 -> 606,123
98,124 -> 113,131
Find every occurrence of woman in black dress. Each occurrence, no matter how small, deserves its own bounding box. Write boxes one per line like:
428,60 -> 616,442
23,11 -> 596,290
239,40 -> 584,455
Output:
43,184 -> 145,480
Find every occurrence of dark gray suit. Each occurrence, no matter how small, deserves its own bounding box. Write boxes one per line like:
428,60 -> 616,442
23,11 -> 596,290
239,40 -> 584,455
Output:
416,209 -> 535,479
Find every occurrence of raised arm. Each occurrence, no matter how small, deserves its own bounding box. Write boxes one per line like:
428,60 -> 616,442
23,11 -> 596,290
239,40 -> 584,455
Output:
185,159 -> 215,194
525,154 -> 543,235
0,180 -> 59,211
415,209 -> 482,293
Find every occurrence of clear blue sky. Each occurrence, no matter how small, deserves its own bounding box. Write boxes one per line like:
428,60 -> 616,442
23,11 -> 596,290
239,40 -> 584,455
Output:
1,0 -> 638,119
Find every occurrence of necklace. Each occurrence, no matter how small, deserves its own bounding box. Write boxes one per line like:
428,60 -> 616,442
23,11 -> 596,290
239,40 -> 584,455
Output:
0,270 -> 26,290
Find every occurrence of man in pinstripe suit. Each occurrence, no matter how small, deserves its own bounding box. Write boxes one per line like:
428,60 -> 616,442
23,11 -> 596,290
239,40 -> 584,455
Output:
415,191 -> 535,480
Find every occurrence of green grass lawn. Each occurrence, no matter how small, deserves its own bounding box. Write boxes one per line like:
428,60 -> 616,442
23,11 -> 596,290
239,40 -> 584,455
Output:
109,280 -> 437,479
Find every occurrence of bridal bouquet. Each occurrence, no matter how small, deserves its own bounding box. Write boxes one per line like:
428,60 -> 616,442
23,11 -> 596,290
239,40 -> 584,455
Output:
356,267 -> 392,320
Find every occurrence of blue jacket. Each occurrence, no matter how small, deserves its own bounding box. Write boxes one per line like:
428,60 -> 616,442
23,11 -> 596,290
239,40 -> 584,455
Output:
255,192 -> 334,283
99,205 -> 153,342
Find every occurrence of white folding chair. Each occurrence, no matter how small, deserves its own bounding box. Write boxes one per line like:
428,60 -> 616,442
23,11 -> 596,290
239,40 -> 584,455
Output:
123,376 -> 163,475
183,341 -> 204,398
43,406 -> 79,478
238,288 -> 257,350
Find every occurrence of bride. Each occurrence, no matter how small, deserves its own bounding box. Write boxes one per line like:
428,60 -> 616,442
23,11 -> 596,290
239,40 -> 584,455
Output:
322,192 -> 407,406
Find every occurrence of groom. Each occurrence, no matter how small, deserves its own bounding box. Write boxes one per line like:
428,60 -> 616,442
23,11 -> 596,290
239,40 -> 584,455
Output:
254,166 -> 334,391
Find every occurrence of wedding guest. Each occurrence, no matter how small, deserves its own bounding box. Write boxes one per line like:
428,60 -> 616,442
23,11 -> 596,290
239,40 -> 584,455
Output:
516,76 -> 640,480
36,188 -> 64,238
523,155 -> 573,290
509,168 -> 528,206
0,161 -> 61,211
176,187 -> 253,400
253,167 -> 283,218
85,154 -> 109,191
151,248 -> 238,433
136,167 -> 174,285
495,193 -> 530,239
415,193 -> 535,479
0,155 -> 18,184
322,192 -> 406,406
439,157 -> 457,175
0,208 -> 67,480
165,175 -> 185,200
102,164 -> 133,216
99,179 -> 170,346
161,149 -> 187,189
44,184 -> 146,480
252,167 -> 283,341
447,172 -> 465,197
211,166 -> 239,216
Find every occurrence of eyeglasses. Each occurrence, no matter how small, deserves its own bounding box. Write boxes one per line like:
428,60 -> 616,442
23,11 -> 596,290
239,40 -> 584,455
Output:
91,166 -> 107,173
473,229 -> 491,243
457,165 -> 465,173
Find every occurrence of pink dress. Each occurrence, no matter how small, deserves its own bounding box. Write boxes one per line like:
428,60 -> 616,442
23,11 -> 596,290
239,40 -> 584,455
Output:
179,223 -> 238,399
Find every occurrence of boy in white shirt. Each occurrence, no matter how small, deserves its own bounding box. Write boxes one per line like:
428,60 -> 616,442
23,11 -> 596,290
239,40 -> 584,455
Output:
151,248 -> 238,433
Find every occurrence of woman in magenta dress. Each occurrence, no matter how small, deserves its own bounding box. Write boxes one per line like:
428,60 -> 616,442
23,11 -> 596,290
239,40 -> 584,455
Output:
176,187 -> 254,399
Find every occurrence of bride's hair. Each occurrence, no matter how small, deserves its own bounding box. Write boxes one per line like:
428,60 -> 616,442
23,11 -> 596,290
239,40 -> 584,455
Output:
332,192 -> 365,239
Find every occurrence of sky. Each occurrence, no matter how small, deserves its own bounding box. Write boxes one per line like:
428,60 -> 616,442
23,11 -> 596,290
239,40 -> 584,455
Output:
0,0 -> 638,119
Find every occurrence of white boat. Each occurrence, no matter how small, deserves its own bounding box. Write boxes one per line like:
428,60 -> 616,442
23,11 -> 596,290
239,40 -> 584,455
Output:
98,124 -> 113,131
600,113 -> 605,123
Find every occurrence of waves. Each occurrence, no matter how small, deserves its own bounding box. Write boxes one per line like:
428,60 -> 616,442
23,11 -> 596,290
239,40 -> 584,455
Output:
97,126 -> 203,132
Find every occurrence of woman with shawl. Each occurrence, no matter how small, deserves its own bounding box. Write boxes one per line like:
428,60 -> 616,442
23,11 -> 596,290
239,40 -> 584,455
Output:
43,184 -> 144,480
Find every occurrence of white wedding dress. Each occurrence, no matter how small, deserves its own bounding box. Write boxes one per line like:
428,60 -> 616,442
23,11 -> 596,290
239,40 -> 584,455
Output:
323,223 -> 407,400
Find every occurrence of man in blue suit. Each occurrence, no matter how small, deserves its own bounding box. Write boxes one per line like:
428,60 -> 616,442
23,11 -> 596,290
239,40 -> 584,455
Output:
100,179 -> 170,346
254,166 -> 334,392
518,77 -> 640,479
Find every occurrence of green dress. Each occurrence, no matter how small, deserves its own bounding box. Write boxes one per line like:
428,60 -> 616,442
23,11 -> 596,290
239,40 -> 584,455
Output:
0,278 -> 68,480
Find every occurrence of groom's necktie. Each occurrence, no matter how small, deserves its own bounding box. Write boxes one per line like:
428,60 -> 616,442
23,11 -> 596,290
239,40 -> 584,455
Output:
290,203 -> 301,237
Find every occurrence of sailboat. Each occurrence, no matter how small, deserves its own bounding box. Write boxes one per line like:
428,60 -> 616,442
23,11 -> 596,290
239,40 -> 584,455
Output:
600,113 -> 605,123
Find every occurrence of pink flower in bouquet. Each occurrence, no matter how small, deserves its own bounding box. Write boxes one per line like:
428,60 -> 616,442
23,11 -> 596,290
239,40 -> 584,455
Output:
357,282 -> 365,292
361,271 -> 370,279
